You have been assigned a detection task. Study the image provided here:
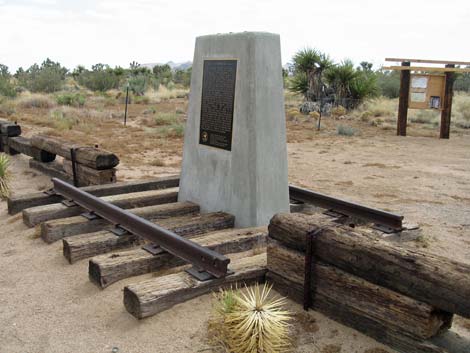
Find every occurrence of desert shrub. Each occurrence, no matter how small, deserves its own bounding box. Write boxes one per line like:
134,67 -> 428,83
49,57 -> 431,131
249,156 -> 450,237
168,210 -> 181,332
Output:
377,70 -> 400,98
309,111 -> 320,119
144,85 -> 189,103
207,284 -> 291,353
356,97 -> 397,118
337,124 -> 355,136
154,112 -> 178,125
156,123 -> 184,138
173,68 -> 191,87
16,58 -> 67,93
0,66 -> 16,97
360,111 -> 372,121
77,64 -> 121,92
49,109 -> 77,130
128,74 -> 149,96
408,110 -> 439,125
453,93 -> 470,128
0,153 -> 11,198
133,95 -> 150,104
56,93 -> 85,107
48,106 -> 110,130
0,100 -> 16,116
17,94 -> 56,109
331,105 -> 347,117
286,108 -> 300,118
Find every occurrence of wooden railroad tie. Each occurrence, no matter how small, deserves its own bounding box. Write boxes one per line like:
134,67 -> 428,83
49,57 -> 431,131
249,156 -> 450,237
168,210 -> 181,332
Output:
63,211 -> 235,263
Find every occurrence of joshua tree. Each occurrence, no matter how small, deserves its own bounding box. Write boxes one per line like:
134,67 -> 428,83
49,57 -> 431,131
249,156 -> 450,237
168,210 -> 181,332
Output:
291,48 -> 332,101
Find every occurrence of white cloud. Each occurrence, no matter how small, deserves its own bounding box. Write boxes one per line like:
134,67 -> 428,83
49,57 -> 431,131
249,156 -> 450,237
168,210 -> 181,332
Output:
0,0 -> 469,71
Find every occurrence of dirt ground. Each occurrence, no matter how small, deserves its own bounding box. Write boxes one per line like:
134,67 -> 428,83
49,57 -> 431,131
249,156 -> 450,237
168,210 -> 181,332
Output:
1,99 -> 470,353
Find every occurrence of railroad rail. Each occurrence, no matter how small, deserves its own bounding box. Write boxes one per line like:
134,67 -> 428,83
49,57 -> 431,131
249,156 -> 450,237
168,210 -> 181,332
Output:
52,177 -> 230,280
289,185 -> 404,232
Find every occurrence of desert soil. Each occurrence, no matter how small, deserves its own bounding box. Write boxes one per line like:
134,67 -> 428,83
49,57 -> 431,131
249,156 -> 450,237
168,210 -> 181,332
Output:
1,104 -> 469,353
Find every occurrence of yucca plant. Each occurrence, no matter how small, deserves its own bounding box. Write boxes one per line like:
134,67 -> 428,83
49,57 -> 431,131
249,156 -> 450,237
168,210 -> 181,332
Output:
208,283 -> 292,353
0,153 -> 11,198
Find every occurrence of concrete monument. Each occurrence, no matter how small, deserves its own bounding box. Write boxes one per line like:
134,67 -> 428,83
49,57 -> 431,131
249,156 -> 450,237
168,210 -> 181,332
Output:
178,32 -> 289,227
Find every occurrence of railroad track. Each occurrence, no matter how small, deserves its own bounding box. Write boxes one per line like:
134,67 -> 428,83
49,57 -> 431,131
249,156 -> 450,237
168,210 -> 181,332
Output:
7,175 -> 411,320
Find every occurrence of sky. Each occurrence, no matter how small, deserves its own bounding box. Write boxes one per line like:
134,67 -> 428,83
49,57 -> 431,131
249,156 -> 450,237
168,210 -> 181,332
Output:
0,0 -> 469,72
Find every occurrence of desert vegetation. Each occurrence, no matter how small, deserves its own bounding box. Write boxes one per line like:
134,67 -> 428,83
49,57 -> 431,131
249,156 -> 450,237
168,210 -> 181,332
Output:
0,53 -> 469,173
208,284 -> 291,353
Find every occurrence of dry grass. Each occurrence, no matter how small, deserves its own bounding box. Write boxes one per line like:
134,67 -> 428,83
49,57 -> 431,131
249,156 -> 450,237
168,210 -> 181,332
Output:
353,92 -> 470,129
284,90 -> 303,109
144,85 -> 189,103
353,97 -> 397,120
16,93 -> 56,109
453,92 -> 470,128
0,153 -> 11,198
0,99 -> 16,117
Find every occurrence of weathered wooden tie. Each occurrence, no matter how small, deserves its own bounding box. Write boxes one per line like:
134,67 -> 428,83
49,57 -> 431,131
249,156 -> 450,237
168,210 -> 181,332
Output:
123,253 -> 267,319
6,136 -> 56,162
62,159 -> 116,186
7,175 -> 179,214
63,212 -> 235,263
269,212 -> 470,318
89,227 -> 267,288
23,187 -> 179,227
41,201 -> 199,243
267,238 -> 451,340
268,272 -> 449,353
31,135 -> 119,170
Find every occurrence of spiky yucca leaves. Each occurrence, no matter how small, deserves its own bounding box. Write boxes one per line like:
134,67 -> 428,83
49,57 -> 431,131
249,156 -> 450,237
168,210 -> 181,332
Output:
208,283 -> 292,353
0,153 -> 11,198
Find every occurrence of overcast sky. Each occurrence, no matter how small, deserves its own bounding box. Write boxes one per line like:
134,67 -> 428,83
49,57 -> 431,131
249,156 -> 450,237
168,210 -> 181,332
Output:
1,0 -> 469,72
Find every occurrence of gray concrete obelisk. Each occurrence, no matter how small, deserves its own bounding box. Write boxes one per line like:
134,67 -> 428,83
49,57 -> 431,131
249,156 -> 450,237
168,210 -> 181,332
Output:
178,32 -> 289,227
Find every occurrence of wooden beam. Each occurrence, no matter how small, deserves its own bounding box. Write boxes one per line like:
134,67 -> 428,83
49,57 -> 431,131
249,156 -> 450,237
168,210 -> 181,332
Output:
397,62 -> 410,136
31,135 -> 119,170
29,159 -> 70,181
385,58 -> 470,66
0,120 -> 21,136
384,66 -> 470,73
7,136 -> 56,162
440,64 -> 456,139
268,212 -> 470,318
41,201 -> 199,243
62,159 -> 116,186
123,253 -> 267,319
63,212 -> 235,263
268,272 -> 448,353
267,238 -> 451,340
7,175 -> 179,215
23,187 -> 179,227
89,227 -> 267,288
1,136 -> 20,155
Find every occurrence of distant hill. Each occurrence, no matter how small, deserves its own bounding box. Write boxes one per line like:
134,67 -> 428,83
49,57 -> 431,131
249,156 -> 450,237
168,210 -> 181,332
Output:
141,61 -> 192,71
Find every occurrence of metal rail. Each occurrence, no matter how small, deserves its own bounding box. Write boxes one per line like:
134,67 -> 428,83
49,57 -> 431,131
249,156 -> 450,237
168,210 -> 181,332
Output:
52,177 -> 230,278
289,185 -> 404,232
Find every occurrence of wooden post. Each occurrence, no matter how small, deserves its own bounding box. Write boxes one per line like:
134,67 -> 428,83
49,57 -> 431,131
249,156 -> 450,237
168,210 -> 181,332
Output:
440,64 -> 455,139
397,61 -> 410,136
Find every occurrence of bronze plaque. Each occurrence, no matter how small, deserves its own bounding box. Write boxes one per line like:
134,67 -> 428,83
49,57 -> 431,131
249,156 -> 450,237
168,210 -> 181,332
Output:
199,60 -> 237,151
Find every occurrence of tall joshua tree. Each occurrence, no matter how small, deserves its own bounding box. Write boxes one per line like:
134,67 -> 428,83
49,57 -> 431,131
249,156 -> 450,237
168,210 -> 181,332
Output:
291,48 -> 332,101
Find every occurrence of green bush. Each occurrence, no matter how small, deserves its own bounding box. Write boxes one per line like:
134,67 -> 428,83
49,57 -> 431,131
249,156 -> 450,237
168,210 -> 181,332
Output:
128,74 -> 149,96
77,64 -> 121,92
0,79 -> 16,97
0,64 -> 16,97
337,125 -> 355,136
56,93 -> 85,107
154,112 -> 178,125
16,59 -> 67,93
